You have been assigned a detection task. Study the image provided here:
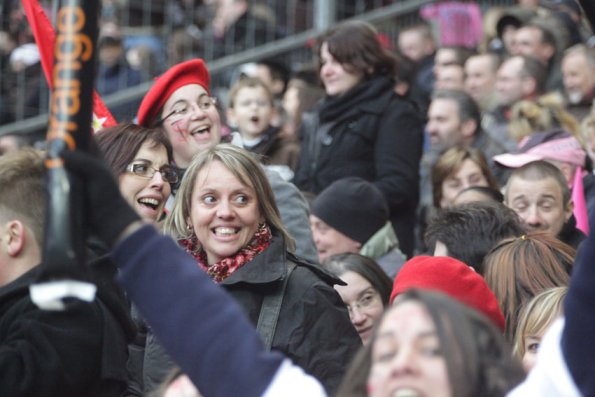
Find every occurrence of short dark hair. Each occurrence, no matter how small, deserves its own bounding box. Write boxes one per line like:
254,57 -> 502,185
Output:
98,35 -> 123,49
438,45 -> 475,66
431,146 -> 499,208
467,52 -> 503,74
95,123 -> 173,177
325,253 -> 393,307
518,55 -> 548,95
256,59 -> 290,93
318,20 -> 398,78
425,201 -> 524,274
523,21 -> 558,53
399,22 -> 434,44
431,89 -> 481,133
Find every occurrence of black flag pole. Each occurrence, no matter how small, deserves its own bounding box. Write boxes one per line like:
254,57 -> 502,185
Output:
29,0 -> 101,310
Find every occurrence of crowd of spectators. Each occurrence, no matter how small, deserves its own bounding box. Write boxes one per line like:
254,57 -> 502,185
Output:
2,0 -> 595,396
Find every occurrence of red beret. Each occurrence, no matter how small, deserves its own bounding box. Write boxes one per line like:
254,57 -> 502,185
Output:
137,59 -> 210,127
390,255 -> 505,331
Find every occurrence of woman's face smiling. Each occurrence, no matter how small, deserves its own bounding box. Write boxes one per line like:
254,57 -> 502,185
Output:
367,301 -> 452,397
189,160 -> 264,265
118,140 -> 171,223
161,84 -> 222,168
319,42 -> 364,97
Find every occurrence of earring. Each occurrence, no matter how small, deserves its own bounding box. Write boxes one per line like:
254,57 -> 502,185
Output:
186,223 -> 193,232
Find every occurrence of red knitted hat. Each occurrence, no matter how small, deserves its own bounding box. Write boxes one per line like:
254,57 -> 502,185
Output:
390,255 -> 505,331
137,59 -> 210,127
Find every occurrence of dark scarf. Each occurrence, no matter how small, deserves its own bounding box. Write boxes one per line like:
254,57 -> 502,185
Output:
179,223 -> 272,283
318,75 -> 394,123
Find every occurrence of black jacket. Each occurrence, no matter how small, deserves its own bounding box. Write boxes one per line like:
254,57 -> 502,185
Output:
294,75 -> 424,256
143,232 -> 361,395
559,215 -> 587,251
0,265 -> 133,397
243,126 -> 300,170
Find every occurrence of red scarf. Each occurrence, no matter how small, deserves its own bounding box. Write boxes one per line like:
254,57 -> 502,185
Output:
179,223 -> 272,283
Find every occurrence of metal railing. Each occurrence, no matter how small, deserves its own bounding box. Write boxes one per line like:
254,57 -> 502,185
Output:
0,0 -> 515,139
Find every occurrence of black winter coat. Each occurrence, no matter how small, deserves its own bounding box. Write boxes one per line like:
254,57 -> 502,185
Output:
294,76 -> 424,257
0,265 -> 134,397
142,233 -> 361,395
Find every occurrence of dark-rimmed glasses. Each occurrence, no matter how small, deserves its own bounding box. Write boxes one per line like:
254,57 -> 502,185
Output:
126,160 -> 179,184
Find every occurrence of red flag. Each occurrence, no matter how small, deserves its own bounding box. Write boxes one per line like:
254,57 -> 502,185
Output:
21,0 -> 117,132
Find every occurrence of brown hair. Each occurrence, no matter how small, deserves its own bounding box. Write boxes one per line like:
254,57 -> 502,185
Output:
431,146 -> 499,208
517,55 -> 548,96
483,232 -> 573,340
318,20 -> 398,78
95,123 -> 173,177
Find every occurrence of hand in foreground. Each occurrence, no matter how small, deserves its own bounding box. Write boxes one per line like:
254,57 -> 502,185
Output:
61,150 -> 142,247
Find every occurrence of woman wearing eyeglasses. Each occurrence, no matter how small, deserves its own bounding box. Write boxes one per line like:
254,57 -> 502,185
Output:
96,123 -> 176,224
94,123 -> 177,397
325,253 -> 392,345
137,59 -> 222,174
136,58 -> 319,265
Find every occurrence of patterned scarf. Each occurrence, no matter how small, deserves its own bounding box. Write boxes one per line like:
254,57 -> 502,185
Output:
179,223 -> 272,283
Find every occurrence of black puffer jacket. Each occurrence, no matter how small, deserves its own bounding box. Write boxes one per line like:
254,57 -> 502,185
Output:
0,264 -> 134,397
142,232 -> 361,395
294,75 -> 424,257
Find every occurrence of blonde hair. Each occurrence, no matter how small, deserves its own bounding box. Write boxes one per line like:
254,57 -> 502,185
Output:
164,144 -> 295,251
508,93 -> 580,144
513,286 -> 567,360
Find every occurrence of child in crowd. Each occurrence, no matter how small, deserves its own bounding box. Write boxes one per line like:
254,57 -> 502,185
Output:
227,76 -> 300,176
